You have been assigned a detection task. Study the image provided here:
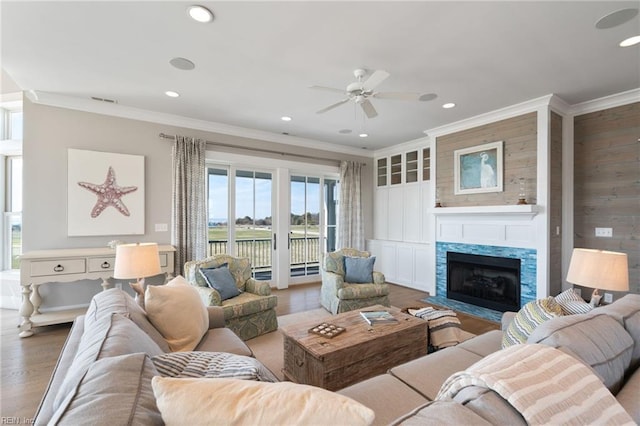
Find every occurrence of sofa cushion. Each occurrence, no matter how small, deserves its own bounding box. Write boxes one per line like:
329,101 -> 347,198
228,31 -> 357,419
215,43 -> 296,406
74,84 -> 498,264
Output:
145,275 -> 209,352
339,374 -> 429,426
152,351 -> 277,382
391,401 -> 493,426
591,294 -> 640,370
194,328 -> 253,356
502,297 -> 563,348
85,288 -> 170,352
53,313 -> 164,414
50,353 -> 162,425
456,330 -> 503,357
616,366 -> 640,424
344,255 -> 376,283
554,288 -> 593,315
527,313 -> 634,394
451,386 -> 526,425
152,377 -> 375,426
389,346 -> 483,400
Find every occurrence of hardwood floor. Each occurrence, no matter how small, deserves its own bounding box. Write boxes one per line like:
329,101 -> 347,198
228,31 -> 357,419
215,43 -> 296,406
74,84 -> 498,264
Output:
0,282 -> 499,420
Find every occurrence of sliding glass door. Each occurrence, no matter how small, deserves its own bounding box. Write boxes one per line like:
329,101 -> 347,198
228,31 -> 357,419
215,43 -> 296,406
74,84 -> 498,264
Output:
208,163 -> 338,286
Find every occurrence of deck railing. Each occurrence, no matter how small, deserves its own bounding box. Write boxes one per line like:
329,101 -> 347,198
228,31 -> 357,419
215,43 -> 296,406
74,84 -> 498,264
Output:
208,237 -> 320,272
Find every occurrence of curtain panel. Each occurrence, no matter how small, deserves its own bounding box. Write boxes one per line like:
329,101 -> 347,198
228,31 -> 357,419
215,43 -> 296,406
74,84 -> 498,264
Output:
172,136 -> 207,274
338,160 -> 364,250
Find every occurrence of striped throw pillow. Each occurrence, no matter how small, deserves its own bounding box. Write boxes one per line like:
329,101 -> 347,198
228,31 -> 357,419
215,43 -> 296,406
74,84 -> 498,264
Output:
502,297 -> 563,348
554,288 -> 593,315
152,352 -> 277,382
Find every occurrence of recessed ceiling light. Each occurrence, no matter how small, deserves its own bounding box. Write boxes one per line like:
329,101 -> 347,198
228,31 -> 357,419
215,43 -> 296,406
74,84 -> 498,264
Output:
620,35 -> 640,47
165,91 -> 180,98
359,133 -> 368,138
187,5 -> 214,23
442,103 -> 456,109
169,57 -> 195,71
595,8 -> 638,29
281,116 -> 292,121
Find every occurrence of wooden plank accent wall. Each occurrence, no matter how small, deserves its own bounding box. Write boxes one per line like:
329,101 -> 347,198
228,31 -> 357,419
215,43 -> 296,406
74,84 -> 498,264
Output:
549,111 -> 563,296
574,102 -> 640,295
436,113 -> 537,206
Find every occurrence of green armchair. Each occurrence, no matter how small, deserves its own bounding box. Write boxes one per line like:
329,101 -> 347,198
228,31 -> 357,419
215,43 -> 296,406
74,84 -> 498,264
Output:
320,248 -> 390,315
184,255 -> 278,341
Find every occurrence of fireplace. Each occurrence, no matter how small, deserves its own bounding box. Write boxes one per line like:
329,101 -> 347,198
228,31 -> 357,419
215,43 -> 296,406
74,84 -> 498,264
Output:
447,252 -> 521,312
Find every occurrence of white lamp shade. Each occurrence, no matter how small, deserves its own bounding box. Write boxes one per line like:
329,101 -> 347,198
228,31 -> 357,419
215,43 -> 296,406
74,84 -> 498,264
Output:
566,248 -> 629,292
113,243 -> 162,280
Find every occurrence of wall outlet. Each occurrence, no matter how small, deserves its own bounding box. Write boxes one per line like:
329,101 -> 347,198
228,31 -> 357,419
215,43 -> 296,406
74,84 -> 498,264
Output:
603,292 -> 613,304
155,223 -> 168,232
115,282 -> 123,290
595,227 -> 613,237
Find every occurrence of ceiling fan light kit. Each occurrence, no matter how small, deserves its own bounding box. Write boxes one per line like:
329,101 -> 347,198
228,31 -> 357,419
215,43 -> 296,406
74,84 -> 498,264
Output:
311,68 -> 436,119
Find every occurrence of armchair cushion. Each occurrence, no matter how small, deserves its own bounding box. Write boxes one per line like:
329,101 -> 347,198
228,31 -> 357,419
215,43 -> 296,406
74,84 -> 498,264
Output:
200,266 -> 241,301
338,283 -> 389,300
344,256 -> 376,283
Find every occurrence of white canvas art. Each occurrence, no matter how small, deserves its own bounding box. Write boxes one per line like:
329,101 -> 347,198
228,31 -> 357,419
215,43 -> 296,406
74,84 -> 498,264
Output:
68,149 -> 145,236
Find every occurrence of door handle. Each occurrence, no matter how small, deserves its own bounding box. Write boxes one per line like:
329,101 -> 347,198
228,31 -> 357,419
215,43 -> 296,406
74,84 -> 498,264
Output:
273,234 -> 277,250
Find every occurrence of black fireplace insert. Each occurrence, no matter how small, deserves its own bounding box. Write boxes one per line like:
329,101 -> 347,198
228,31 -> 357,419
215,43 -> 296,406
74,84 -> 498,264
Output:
447,252 -> 521,312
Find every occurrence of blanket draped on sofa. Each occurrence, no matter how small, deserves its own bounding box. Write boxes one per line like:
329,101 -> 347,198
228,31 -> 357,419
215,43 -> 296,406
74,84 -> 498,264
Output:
436,344 -> 634,425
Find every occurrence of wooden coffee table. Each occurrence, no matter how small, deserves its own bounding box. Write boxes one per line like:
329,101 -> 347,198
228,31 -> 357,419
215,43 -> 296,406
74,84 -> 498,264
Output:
281,305 -> 427,391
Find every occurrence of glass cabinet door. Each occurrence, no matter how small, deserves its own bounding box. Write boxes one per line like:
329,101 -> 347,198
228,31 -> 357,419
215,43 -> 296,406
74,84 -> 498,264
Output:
390,154 -> 402,185
406,150 -> 418,183
377,158 -> 388,187
422,148 -> 431,181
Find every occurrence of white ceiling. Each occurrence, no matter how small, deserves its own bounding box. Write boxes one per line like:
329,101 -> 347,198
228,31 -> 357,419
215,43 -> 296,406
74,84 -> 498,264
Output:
2,1 -> 639,150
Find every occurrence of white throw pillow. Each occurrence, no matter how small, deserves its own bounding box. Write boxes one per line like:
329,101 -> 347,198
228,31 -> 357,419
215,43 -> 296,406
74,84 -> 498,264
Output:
152,377 -> 375,426
145,275 -> 209,352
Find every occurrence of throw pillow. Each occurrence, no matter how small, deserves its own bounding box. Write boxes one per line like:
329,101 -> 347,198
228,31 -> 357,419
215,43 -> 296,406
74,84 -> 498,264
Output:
152,351 -> 277,382
502,297 -> 563,348
344,256 -> 376,284
554,288 -> 593,315
152,377 -> 375,426
199,265 -> 240,301
145,275 -> 209,352
324,252 -> 346,275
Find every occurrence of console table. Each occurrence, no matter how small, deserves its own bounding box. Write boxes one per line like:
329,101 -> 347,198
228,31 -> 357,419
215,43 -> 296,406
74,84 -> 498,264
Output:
18,245 -> 175,337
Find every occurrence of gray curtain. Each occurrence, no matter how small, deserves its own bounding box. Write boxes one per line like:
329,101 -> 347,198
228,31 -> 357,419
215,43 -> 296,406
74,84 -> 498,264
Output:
338,160 -> 364,250
172,135 -> 207,275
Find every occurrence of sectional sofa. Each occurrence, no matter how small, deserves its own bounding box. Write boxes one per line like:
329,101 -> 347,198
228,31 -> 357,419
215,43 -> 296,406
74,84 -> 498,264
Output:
34,286 -> 639,425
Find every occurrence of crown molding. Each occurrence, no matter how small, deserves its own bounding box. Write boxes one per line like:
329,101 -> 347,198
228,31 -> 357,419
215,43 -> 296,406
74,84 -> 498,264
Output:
424,94 -> 555,140
24,91 -> 373,158
570,88 -> 640,116
374,135 -> 432,157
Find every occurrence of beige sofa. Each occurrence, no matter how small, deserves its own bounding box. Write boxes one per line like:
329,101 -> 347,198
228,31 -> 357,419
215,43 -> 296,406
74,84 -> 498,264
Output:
36,288 -> 639,425
33,288 -> 256,425
339,293 -> 640,425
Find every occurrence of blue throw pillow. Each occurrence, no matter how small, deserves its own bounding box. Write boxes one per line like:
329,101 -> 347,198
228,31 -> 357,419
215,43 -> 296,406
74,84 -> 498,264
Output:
344,256 -> 376,284
199,266 -> 240,301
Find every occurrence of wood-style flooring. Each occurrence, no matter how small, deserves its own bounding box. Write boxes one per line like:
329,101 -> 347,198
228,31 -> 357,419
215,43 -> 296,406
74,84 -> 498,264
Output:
0,282 -> 499,420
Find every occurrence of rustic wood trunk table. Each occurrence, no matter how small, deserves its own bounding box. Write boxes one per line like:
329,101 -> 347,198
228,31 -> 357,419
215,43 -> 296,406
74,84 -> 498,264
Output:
281,305 -> 428,391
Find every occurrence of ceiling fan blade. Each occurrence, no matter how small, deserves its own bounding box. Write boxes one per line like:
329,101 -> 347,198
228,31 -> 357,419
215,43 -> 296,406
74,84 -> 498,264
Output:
309,85 -> 345,94
374,92 -> 423,101
316,98 -> 350,114
360,99 -> 378,118
362,70 -> 390,91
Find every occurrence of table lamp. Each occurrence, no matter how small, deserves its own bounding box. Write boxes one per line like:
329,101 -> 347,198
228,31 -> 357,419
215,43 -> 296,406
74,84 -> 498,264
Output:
566,248 -> 629,306
113,243 -> 162,288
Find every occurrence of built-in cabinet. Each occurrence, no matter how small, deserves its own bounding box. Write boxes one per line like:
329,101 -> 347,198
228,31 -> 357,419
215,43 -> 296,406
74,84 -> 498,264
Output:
370,142 -> 433,292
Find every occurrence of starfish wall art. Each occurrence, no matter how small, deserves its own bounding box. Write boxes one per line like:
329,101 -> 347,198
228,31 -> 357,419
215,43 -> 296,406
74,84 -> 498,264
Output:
68,149 -> 145,236
78,166 -> 138,218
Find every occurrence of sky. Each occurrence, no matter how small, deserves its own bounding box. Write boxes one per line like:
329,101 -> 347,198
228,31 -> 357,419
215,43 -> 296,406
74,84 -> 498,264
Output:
208,172 -> 320,222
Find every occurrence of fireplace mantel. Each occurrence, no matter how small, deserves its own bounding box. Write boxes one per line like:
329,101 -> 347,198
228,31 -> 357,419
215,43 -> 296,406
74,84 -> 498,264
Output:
433,204 -> 540,219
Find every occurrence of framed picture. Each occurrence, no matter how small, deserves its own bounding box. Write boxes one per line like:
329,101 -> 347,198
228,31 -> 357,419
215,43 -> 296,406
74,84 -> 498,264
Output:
68,149 -> 145,236
454,141 -> 503,195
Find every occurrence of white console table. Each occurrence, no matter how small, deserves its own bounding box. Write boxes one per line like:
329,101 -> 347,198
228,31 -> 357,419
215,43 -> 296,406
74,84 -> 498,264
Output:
18,245 -> 175,337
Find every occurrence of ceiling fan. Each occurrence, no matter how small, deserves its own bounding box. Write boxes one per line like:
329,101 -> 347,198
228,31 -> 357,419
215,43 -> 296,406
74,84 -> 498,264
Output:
310,69 -> 436,118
